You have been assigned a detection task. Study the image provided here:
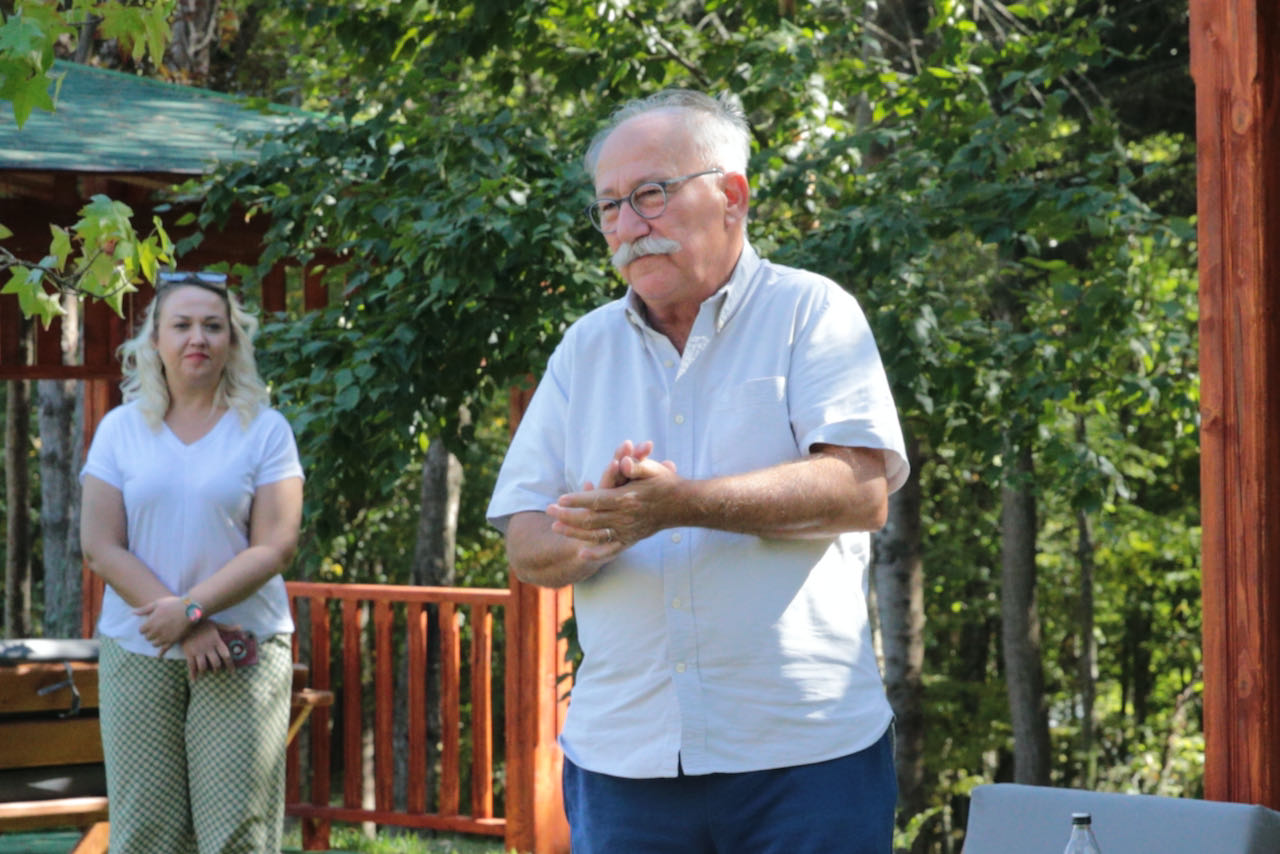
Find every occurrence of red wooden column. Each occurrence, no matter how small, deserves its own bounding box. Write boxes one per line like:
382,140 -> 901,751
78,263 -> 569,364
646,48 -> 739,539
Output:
502,383 -> 572,854
79,378 -> 121,637
1191,0 -> 1280,807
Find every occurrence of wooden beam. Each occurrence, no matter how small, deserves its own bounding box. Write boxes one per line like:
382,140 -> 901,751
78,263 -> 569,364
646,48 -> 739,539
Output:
502,383 -> 572,854
503,579 -> 572,854
1191,0 -> 1280,807
0,797 -> 109,832
0,661 -> 99,715
0,718 -> 103,768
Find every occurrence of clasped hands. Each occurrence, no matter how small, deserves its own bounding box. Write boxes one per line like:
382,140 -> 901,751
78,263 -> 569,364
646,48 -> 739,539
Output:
135,596 -> 239,676
545,439 -> 678,561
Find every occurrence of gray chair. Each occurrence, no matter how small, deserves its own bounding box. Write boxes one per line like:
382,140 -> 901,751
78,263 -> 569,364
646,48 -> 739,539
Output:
963,783 -> 1280,853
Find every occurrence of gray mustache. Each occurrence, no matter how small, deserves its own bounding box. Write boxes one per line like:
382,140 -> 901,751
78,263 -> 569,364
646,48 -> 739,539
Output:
611,236 -> 684,270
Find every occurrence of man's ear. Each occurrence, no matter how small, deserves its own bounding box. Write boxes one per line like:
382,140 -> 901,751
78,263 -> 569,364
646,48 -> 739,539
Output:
722,171 -> 751,225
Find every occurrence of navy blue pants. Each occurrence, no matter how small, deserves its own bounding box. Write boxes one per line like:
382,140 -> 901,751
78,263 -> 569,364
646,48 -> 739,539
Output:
562,727 -> 897,853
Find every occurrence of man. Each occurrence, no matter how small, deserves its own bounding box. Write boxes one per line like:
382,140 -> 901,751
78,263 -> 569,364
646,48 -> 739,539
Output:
487,89 -> 909,853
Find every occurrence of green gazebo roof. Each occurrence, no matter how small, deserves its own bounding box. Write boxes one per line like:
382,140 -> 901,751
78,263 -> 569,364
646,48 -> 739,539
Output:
0,60 -> 305,173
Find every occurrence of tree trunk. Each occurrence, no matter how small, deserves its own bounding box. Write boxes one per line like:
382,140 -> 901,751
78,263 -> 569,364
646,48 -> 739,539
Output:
37,380 -> 83,638
38,294 -> 84,639
1126,604 -> 1155,724
999,440 -> 1051,785
872,432 -> 925,818
413,438 -> 463,587
394,435 -> 463,809
168,0 -> 221,84
1075,446 -> 1098,788
216,0 -> 267,90
5,372 -> 33,638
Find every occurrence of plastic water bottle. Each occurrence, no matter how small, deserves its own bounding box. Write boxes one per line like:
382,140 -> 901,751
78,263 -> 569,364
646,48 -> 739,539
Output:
1063,811 -> 1102,853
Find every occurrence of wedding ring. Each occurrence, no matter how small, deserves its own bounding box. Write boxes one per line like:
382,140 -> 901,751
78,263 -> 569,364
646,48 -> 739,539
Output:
605,528 -> 615,543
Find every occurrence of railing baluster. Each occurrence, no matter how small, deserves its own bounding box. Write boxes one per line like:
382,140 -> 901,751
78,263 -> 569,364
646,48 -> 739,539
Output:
373,599 -> 394,812
470,604 -> 494,819
439,602 -> 461,817
342,598 -> 362,809
407,602 -> 429,814
305,594 -> 333,850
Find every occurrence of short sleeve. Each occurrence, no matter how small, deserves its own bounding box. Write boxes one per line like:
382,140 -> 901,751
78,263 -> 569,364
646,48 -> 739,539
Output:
788,285 -> 910,494
254,409 -> 305,487
80,407 -> 125,490
486,344 -> 573,533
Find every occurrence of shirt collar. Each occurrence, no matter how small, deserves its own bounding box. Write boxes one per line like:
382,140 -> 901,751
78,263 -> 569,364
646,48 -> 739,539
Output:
714,242 -> 760,332
622,242 -> 762,334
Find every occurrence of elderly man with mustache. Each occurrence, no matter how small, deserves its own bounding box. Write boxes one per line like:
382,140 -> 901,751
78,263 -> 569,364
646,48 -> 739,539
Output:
487,89 -> 908,854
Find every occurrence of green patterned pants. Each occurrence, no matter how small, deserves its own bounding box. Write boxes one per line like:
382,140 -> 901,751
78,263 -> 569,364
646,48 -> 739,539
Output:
98,634 -> 293,854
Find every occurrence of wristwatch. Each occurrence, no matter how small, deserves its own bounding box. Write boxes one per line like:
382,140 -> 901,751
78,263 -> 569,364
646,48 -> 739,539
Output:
181,597 -> 205,623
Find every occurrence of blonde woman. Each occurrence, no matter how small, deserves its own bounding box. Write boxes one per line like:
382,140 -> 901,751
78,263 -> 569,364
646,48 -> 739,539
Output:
81,271 -> 304,853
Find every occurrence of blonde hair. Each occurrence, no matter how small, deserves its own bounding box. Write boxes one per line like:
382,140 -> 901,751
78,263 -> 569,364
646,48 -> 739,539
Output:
118,282 -> 270,430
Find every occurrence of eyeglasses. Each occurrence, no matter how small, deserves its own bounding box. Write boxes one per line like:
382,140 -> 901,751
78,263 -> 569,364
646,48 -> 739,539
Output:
585,169 -> 724,234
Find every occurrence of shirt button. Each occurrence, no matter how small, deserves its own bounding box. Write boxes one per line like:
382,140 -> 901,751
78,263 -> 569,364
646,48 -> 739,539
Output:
674,413 -> 685,424
671,532 -> 682,544
675,662 -> 687,673
671,597 -> 682,609
664,359 -> 674,368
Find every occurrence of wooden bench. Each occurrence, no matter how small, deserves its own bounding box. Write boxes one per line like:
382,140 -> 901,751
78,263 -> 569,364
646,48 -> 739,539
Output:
0,640 -> 107,852
0,640 -> 332,853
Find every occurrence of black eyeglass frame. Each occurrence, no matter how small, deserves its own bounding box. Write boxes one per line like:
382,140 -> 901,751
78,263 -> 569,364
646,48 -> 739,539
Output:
585,168 -> 724,234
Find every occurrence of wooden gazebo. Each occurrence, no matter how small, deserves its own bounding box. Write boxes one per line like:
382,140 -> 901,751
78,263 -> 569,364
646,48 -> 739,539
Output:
0,60 -> 306,381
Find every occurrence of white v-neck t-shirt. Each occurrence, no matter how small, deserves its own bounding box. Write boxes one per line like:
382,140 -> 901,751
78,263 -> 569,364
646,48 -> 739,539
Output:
81,401 -> 304,658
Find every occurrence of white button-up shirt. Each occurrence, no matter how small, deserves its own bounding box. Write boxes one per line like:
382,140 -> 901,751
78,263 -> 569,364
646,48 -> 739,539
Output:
488,244 -> 908,778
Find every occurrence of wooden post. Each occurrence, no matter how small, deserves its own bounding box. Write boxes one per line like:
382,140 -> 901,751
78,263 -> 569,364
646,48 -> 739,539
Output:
502,382 -> 572,854
79,379 -> 120,639
504,580 -> 572,854
1190,0 -> 1280,807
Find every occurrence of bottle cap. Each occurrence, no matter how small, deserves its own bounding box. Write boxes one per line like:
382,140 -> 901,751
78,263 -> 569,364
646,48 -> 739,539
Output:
1071,812 -> 1092,825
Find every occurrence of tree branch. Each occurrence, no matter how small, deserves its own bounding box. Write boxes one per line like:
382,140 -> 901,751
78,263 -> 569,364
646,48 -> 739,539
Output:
622,8 -> 714,90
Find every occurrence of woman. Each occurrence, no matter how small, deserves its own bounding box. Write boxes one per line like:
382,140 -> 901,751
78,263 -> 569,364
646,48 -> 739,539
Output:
81,271 -> 304,853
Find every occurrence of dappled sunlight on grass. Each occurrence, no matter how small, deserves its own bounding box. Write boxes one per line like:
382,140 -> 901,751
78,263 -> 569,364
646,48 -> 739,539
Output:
283,823 -> 515,854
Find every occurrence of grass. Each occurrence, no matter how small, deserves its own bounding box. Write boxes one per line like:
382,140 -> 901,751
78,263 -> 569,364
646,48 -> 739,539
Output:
0,821 -> 515,854
282,822 -> 514,854
0,830 -> 88,854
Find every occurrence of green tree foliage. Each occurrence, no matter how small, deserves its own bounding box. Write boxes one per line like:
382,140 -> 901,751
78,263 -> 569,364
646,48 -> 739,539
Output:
0,0 -> 1197,847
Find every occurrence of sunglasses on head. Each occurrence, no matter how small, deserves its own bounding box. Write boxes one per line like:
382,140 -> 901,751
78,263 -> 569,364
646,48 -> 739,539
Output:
157,271 -> 228,288
156,271 -> 231,302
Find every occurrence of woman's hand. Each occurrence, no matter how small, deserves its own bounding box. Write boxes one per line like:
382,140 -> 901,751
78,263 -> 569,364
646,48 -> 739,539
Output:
135,595 -> 194,654
180,621 -> 236,678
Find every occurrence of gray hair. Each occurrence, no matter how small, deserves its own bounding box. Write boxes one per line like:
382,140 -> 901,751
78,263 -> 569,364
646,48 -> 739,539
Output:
118,282 -> 270,430
584,89 -> 752,179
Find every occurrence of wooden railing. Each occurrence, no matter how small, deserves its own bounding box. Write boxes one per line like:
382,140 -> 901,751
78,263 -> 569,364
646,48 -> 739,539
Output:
284,581 -> 513,850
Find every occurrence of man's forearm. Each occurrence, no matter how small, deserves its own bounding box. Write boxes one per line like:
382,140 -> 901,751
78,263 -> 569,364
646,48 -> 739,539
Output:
672,446 -> 888,540
505,511 -> 614,588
